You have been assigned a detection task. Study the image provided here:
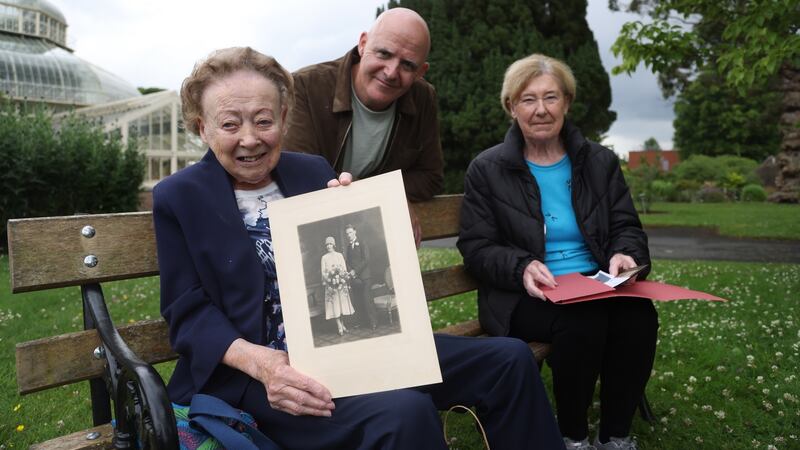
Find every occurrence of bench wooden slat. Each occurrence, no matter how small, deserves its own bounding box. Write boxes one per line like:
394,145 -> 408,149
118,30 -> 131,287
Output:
422,265 -> 478,301
413,194 -> 462,240
29,423 -> 113,450
16,264 -> 476,394
8,196 -> 465,294
8,212 -> 158,293
16,319 -> 173,395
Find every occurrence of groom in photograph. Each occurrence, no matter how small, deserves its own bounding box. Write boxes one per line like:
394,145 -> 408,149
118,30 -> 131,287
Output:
344,224 -> 377,329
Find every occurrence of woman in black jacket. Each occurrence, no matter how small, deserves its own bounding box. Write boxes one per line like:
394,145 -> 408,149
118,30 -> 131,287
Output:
458,54 -> 658,450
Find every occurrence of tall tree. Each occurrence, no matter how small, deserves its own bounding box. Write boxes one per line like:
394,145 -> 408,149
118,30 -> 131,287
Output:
673,72 -> 781,161
643,137 -> 661,150
610,0 -> 800,202
381,0 -> 616,192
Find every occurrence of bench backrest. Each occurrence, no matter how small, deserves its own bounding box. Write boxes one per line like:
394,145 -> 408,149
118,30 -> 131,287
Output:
8,194 -> 478,394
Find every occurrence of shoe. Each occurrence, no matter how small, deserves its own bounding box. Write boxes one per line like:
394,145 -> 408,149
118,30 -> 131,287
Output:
593,436 -> 638,450
564,437 -> 595,450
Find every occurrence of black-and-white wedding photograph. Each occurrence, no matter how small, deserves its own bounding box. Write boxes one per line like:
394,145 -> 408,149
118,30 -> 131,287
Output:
297,206 -> 401,348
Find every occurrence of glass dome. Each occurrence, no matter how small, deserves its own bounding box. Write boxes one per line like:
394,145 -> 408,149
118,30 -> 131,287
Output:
0,0 -> 141,106
0,0 -> 67,47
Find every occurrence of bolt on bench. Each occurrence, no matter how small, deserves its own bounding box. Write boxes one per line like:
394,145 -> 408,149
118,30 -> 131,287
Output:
8,194 -> 653,449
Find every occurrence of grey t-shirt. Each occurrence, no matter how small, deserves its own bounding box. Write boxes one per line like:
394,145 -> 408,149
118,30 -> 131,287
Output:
342,86 -> 396,178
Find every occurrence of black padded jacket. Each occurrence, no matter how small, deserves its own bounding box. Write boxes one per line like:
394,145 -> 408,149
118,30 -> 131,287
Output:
457,120 -> 650,337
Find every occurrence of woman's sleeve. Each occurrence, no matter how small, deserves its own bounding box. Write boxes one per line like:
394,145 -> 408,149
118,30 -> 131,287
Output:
457,160 -> 534,292
605,157 -> 652,279
153,184 -> 244,392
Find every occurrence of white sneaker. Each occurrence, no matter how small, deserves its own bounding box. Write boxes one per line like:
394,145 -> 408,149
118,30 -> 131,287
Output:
564,437 -> 596,450
593,436 -> 638,450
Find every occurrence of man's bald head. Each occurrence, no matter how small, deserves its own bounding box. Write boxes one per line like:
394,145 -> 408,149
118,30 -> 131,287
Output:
370,7 -> 431,60
352,7 -> 431,110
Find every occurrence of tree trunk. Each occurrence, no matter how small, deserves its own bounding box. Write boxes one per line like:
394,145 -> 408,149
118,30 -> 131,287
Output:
769,62 -> 800,203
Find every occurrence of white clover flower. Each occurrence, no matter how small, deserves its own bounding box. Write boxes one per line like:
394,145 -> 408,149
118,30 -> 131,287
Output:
763,388 -> 770,395
702,404 -> 712,411
704,376 -> 711,382
688,375 -> 697,383
757,376 -> 765,384
763,401 -> 773,411
714,410 -> 726,419
686,385 -> 694,394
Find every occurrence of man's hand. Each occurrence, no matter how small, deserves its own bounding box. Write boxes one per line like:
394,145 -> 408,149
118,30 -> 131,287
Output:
608,253 -> 637,278
327,172 -> 353,188
521,260 -> 557,300
408,201 -> 422,248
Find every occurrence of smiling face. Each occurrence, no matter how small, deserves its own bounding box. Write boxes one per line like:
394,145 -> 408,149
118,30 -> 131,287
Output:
198,70 -> 286,190
510,74 -> 570,147
352,10 -> 430,111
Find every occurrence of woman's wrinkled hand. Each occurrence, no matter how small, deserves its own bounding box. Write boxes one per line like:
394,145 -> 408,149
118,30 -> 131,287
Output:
522,260 -> 557,300
223,339 -> 334,417
259,350 -> 335,417
327,172 -> 353,188
608,253 -> 637,278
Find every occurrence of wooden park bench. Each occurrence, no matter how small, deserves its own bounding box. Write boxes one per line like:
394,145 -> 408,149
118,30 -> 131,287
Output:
7,194 -> 654,449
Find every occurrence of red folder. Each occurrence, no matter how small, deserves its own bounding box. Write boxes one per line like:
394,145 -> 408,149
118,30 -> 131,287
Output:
542,274 -> 727,304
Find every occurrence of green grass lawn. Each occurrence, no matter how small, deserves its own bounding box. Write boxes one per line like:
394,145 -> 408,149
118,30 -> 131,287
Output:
3,250 -> 799,449
641,202 -> 800,240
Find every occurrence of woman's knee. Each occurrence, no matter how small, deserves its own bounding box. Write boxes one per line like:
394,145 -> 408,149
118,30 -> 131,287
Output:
369,390 -> 440,432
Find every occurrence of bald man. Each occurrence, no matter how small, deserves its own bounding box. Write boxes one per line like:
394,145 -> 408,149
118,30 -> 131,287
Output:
285,8 -> 444,203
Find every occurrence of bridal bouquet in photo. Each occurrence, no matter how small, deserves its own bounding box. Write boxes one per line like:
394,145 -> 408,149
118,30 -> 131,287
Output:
323,266 -> 352,290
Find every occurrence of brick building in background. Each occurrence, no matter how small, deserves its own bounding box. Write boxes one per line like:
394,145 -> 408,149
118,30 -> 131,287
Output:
627,150 -> 681,172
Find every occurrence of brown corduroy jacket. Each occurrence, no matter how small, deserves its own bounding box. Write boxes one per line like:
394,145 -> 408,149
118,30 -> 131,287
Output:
284,47 -> 444,202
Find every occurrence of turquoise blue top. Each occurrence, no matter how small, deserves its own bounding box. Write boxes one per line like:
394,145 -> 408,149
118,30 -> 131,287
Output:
527,156 -> 599,276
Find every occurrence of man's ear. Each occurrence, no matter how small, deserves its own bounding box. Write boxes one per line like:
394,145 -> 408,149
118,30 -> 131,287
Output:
357,32 -> 368,57
416,62 -> 430,80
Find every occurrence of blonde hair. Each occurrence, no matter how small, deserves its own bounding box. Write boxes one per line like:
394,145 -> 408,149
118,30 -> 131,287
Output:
500,53 -> 576,117
180,47 -> 294,135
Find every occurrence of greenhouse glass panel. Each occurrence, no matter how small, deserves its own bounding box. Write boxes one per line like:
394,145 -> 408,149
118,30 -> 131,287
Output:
22,10 -> 34,34
38,13 -> 46,37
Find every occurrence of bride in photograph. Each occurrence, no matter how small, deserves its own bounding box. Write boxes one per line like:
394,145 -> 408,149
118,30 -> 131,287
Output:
321,236 -> 355,335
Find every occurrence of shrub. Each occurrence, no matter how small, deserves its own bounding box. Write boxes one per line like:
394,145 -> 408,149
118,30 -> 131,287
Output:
673,155 -> 723,183
650,180 -> 677,202
674,179 -> 701,202
697,184 -> 727,203
741,184 -> 767,202
0,101 -> 144,250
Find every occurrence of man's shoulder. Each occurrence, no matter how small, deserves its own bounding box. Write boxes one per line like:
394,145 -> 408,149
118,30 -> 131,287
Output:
407,77 -> 436,101
293,55 -> 345,85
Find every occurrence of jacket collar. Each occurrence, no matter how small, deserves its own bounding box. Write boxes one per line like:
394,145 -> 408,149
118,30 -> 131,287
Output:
497,119 -> 589,171
199,149 -> 310,199
333,46 -> 418,116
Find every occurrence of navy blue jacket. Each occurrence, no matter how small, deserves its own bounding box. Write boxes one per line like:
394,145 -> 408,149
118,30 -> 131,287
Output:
153,149 -> 335,406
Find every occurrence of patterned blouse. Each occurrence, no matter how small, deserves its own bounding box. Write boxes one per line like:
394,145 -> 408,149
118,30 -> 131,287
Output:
234,183 -> 287,351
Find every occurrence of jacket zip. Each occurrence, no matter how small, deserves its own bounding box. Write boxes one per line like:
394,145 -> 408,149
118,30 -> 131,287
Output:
334,121 -> 353,171
570,144 -> 605,268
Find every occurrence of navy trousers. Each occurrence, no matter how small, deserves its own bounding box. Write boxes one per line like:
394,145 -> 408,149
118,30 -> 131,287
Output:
238,334 -> 564,449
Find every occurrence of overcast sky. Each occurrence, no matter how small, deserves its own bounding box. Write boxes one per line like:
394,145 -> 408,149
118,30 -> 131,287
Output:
51,0 -> 674,157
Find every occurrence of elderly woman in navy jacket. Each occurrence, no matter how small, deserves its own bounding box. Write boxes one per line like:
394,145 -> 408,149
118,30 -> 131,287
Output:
458,54 -> 658,450
153,46 -> 564,450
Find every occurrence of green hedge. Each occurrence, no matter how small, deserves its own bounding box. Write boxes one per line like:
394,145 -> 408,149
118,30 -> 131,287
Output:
0,101 -> 144,250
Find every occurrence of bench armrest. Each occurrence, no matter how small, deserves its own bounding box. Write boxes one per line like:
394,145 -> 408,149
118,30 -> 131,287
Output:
83,283 -> 178,449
